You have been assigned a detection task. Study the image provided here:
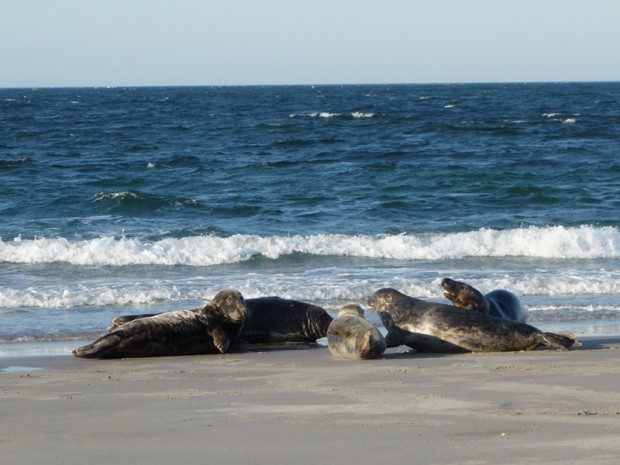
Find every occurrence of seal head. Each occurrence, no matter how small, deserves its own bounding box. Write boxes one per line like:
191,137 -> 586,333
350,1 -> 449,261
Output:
441,278 -> 527,322
327,304 -> 385,359
441,278 -> 489,313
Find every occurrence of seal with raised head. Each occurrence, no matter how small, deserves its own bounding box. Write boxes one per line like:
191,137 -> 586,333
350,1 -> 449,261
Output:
441,278 -> 527,322
72,289 -> 247,359
369,288 -> 578,353
108,296 -> 333,344
327,304 -> 386,359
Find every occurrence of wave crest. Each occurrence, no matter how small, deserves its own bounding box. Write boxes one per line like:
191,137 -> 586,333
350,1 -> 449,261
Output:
0,225 -> 617,266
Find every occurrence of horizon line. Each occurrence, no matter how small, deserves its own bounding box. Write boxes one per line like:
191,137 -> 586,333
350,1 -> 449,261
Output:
1,79 -> 619,90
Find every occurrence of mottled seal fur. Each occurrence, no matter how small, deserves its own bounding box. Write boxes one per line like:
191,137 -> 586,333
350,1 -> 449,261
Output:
441,278 -> 527,322
369,288 -> 578,353
327,304 -> 386,359
108,296 -> 333,344
72,289 -> 247,359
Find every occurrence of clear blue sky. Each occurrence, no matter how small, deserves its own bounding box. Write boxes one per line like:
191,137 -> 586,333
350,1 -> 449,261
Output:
1,0 -> 619,87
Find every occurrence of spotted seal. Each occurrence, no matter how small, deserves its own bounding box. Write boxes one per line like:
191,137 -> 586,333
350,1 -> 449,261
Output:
327,304 -> 386,359
441,278 -> 527,322
107,296 -> 333,345
72,289 -> 247,359
369,288 -> 578,353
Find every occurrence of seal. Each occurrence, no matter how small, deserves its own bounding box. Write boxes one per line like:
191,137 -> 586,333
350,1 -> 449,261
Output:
441,278 -> 527,322
369,288 -> 578,353
108,296 -> 333,344
72,289 -> 247,359
327,304 -> 386,359
239,297 -> 333,344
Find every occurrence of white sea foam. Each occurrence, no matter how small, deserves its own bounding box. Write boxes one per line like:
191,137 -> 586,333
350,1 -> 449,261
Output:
93,191 -> 141,202
290,112 -> 374,119
440,274 -> 620,298
444,104 -> 455,108
563,118 -> 577,124
0,270 -> 617,310
0,226 -> 617,266
0,285 -> 185,309
529,304 -> 620,313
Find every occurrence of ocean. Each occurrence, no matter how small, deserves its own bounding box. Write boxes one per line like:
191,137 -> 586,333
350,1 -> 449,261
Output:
0,83 -> 618,350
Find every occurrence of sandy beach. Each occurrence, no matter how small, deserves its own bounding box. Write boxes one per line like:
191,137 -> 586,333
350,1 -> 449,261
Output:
1,339 -> 618,465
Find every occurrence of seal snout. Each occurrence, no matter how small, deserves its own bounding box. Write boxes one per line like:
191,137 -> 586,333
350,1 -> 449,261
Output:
441,277 -> 464,300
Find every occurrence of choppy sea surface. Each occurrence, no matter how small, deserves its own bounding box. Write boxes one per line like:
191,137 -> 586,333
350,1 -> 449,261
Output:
0,83 -> 618,349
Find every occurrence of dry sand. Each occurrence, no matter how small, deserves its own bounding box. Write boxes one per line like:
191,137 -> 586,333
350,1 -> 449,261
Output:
1,339 -> 619,465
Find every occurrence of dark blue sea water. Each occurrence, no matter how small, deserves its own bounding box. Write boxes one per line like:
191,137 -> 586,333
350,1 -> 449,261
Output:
1,83 -> 619,350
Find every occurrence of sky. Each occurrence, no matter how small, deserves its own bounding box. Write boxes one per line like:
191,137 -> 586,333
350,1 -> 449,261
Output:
1,0 -> 619,87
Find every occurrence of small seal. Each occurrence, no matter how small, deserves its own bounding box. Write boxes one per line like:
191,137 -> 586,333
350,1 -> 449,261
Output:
441,278 -> 527,322
108,296 -> 333,344
327,304 -> 386,359
72,289 -> 247,359
369,288 -> 578,353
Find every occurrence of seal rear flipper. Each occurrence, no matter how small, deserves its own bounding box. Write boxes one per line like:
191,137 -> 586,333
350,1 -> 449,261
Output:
72,333 -> 123,359
537,331 -> 581,350
107,313 -> 160,332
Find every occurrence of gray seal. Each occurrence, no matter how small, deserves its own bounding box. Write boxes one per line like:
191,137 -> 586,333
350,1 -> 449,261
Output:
327,304 -> 386,359
441,278 -> 528,322
108,296 -> 333,345
72,289 -> 247,359
369,288 -> 578,353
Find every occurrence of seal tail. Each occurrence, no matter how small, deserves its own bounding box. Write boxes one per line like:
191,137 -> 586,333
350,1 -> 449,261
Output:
72,334 -> 122,359
538,331 -> 581,350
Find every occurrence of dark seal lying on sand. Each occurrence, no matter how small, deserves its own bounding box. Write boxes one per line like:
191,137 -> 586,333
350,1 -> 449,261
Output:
107,296 -> 333,345
73,289 -> 247,359
441,277 -> 527,322
369,288 -> 579,353
327,304 -> 385,359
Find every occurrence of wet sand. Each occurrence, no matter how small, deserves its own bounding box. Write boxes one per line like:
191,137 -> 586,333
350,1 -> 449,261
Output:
1,339 -> 619,465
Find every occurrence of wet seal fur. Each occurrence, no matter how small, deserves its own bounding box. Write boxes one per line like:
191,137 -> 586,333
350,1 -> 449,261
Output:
108,296 -> 333,345
441,277 -> 527,322
369,288 -> 579,353
72,289 -> 247,359
327,304 -> 386,359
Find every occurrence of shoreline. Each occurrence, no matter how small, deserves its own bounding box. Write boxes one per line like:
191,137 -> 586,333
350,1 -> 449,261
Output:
2,334 -> 619,368
1,339 -> 619,464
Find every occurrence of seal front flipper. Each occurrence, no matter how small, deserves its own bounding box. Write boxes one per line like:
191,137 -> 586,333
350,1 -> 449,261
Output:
384,326 -> 411,348
378,311 -> 409,348
207,324 -> 230,354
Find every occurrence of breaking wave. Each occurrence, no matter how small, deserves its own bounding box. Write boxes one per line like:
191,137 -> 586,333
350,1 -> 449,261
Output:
0,225 -> 617,266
